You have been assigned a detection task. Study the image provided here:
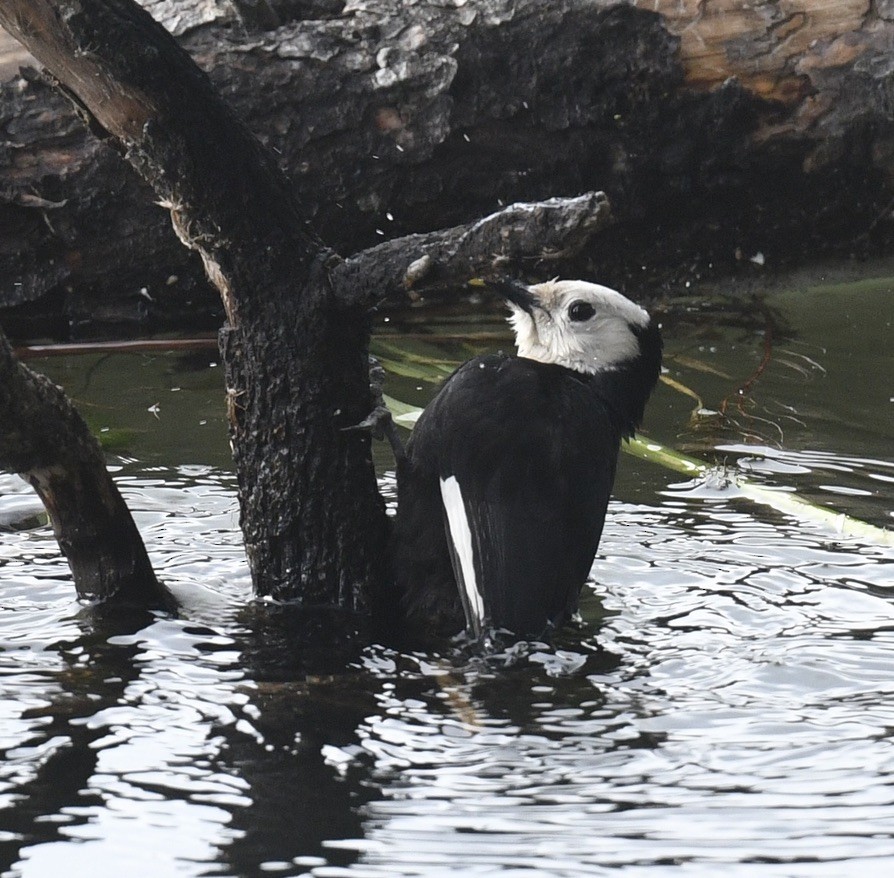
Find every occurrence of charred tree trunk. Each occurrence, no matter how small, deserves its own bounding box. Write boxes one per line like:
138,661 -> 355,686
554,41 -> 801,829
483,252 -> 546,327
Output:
2,0 -> 894,336
0,0 -> 613,609
0,0 -> 388,608
0,326 -> 173,609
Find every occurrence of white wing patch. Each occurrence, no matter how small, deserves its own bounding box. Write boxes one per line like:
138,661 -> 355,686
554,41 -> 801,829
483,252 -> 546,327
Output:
439,475 -> 485,635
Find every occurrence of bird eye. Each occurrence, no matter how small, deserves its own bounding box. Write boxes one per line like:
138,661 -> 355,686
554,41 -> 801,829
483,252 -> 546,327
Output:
568,301 -> 596,322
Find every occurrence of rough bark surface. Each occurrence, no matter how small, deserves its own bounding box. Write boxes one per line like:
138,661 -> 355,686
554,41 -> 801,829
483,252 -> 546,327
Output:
0,0 -> 389,608
3,0 -> 892,336
0,326 -> 174,608
332,191 -> 613,305
0,1 -> 613,609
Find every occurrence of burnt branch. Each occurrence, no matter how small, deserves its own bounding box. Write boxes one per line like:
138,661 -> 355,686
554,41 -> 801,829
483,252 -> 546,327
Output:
0,327 -> 174,609
331,191 -> 613,306
0,0 -> 386,607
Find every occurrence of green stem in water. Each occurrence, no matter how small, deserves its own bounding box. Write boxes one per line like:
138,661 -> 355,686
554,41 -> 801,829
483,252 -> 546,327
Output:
624,436 -> 894,548
384,393 -> 894,548
379,329 -> 893,550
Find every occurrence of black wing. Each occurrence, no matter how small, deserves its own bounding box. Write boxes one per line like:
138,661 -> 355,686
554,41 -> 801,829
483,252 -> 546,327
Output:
400,354 -> 622,639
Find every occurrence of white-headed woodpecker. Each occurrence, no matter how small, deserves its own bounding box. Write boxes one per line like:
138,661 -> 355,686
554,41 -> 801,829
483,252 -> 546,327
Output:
389,278 -> 662,643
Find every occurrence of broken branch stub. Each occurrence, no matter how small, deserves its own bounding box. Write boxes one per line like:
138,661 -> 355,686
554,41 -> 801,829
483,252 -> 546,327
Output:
331,191 -> 613,306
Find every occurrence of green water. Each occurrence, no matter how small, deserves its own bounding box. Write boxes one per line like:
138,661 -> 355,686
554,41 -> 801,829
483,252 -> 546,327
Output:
0,263 -> 892,877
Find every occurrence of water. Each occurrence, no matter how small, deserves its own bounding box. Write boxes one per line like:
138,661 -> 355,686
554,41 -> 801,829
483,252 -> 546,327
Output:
1,265 -> 893,877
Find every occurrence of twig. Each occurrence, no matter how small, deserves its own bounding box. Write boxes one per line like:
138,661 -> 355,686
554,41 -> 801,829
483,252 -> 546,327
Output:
15,337 -> 218,360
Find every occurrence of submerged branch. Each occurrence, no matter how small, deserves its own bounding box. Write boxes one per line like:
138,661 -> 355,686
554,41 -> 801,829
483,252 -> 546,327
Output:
0,328 -> 176,609
15,337 -> 219,360
384,378 -> 894,549
624,436 -> 894,549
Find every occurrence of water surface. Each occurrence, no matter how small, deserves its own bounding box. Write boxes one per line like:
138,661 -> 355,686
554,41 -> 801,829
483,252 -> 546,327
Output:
1,266 -> 892,877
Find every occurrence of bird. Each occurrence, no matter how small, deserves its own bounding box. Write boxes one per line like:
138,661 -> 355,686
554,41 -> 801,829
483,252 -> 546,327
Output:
387,277 -> 662,644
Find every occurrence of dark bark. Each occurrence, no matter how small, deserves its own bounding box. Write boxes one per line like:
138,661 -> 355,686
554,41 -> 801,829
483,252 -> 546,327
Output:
0,1 -> 612,609
332,191 -> 613,305
3,0 -> 894,337
0,326 -> 174,609
0,0 -> 388,607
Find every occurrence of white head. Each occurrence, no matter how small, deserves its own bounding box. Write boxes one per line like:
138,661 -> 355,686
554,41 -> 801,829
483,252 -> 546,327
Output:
500,279 -> 652,375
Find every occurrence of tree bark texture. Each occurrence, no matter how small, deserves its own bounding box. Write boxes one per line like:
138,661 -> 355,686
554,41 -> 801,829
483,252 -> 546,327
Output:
331,191 -> 613,304
0,0 -> 613,610
2,0 -> 893,336
0,326 -> 174,608
0,0 -> 390,608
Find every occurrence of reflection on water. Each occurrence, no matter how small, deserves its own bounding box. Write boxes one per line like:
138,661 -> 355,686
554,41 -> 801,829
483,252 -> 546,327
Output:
1,267 -> 893,877
340,503 -> 894,877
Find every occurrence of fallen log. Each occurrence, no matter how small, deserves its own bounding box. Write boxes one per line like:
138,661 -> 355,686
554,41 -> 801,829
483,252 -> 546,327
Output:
2,0 -> 893,337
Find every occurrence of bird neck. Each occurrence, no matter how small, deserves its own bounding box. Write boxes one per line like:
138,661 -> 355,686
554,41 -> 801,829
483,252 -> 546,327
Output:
579,324 -> 662,437
588,362 -> 652,437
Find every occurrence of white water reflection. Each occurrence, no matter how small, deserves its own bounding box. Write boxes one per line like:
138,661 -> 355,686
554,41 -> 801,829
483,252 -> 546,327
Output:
2,271 -> 894,877
0,478 -> 894,878
324,498 -> 894,877
2,460 -> 894,877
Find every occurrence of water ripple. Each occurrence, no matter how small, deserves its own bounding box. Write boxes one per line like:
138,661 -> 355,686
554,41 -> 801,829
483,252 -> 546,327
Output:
319,496 -> 894,877
2,337 -> 894,876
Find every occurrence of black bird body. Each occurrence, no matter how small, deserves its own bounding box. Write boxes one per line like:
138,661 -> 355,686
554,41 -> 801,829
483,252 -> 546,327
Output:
389,279 -> 662,643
